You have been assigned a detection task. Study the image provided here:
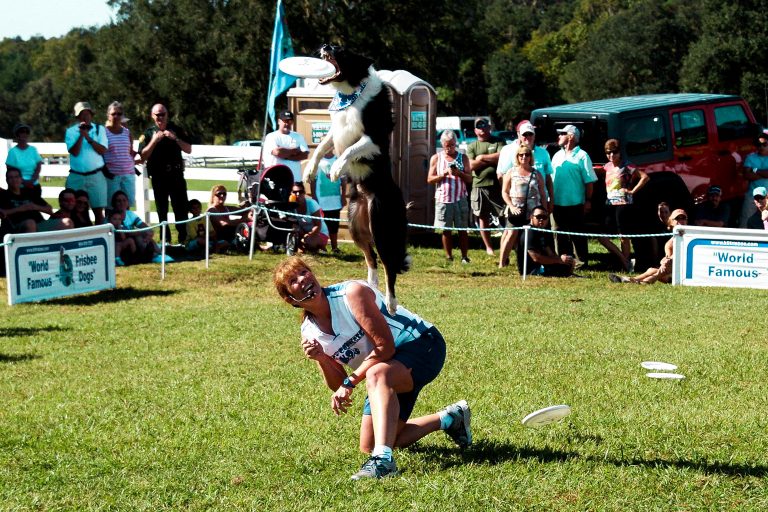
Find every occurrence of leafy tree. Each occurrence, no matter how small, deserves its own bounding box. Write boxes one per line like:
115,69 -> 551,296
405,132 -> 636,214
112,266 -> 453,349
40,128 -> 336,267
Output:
485,46 -> 549,126
560,1 -> 700,102
680,0 -> 768,123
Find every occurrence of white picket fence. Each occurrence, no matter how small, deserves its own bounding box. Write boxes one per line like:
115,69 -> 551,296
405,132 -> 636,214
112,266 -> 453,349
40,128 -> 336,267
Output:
1,139 -> 262,225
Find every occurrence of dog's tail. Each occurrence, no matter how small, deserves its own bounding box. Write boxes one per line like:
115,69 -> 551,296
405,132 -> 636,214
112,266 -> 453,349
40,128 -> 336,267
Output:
369,191 -> 410,274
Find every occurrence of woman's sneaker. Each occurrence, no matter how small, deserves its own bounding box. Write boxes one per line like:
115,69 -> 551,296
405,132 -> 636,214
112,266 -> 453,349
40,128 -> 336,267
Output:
350,455 -> 398,480
441,400 -> 472,449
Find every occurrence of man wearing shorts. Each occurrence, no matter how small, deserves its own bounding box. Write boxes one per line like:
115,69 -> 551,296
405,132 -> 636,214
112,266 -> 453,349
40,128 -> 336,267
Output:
428,130 -> 472,263
466,118 -> 505,255
65,101 -> 109,224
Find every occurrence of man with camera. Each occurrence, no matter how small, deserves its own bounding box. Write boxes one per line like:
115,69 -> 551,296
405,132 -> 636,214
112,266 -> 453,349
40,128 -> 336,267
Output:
428,130 -> 472,263
65,101 -> 109,225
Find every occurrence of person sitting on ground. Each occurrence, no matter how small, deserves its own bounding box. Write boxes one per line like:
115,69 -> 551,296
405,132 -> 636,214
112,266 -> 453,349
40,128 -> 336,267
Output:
597,139 -> 649,270
107,209 -> 137,266
0,168 -> 70,233
49,188 -> 77,227
289,184 -> 329,253
108,190 -> 165,262
5,122 -> 43,194
498,144 -> 548,268
72,190 -> 94,228
273,256 -> 471,481
609,208 -> 688,284
310,150 -> 347,253
694,185 -> 730,227
186,198 -> 225,255
516,205 -> 576,277
207,185 -> 244,250
746,186 -> 768,230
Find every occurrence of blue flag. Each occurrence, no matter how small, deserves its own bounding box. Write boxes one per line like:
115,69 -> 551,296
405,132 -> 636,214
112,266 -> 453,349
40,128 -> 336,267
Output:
266,0 -> 296,130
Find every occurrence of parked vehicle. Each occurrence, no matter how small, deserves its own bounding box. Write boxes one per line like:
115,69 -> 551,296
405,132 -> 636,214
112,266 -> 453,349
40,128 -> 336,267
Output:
531,93 -> 760,269
531,93 -> 759,216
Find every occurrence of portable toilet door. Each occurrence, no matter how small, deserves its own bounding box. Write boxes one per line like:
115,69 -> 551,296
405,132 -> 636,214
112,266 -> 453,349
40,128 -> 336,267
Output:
379,70 -> 437,230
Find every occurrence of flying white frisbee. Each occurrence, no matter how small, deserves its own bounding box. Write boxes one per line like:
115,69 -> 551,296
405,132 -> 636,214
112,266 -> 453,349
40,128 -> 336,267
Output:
521,405 -> 572,428
646,372 -> 685,380
278,57 -> 335,78
641,361 -> 678,371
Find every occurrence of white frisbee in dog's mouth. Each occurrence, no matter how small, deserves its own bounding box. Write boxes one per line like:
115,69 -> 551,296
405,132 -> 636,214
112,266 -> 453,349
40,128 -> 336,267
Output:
279,57 -> 335,78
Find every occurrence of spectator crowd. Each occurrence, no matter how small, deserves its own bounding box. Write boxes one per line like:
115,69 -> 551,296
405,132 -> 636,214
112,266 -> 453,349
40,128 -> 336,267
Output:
3,106 -> 768,281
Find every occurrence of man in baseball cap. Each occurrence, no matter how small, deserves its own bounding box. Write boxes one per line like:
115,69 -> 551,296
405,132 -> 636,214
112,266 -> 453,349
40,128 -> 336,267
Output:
262,110 -> 309,183
746,186 -> 768,230
693,184 -> 729,228
550,123 -> 596,265
64,101 -> 109,224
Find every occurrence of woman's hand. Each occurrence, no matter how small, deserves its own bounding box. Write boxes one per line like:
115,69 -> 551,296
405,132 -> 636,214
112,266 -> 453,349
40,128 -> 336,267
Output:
331,386 -> 353,415
508,206 -> 522,216
301,338 -> 324,360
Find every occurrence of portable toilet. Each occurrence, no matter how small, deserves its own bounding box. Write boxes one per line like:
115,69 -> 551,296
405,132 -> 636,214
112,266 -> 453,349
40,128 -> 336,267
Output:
287,70 -> 437,229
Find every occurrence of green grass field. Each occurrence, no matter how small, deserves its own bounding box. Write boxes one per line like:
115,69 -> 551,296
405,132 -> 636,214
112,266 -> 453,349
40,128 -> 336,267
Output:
1,245 -> 766,510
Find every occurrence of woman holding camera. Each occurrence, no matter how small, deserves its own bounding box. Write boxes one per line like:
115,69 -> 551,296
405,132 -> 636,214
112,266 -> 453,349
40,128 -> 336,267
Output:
498,144 -> 548,268
427,130 -> 472,263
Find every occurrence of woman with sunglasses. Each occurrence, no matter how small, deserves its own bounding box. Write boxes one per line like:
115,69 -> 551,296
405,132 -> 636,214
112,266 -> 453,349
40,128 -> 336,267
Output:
598,139 -> 649,271
498,144 -> 548,268
289,184 -> 329,253
104,101 -> 139,208
609,208 -> 687,284
207,185 -> 244,250
273,256 -> 471,480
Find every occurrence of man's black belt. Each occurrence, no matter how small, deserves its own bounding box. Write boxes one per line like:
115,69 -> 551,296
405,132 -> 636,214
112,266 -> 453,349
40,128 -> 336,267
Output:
69,169 -> 101,176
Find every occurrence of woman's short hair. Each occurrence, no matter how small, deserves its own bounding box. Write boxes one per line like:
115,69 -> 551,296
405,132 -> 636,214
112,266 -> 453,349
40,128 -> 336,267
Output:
440,129 -> 457,145
107,101 -> 123,115
604,139 -> 620,153
273,256 -> 312,302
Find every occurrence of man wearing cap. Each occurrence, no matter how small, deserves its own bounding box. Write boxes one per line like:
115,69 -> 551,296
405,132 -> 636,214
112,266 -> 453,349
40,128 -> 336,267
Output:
694,185 -> 730,228
466,118 -> 505,255
5,123 -> 42,194
139,103 -> 192,243
550,124 -> 597,265
65,101 -> 109,225
262,111 -> 309,184
739,131 -> 768,227
746,186 -> 768,230
496,120 -> 554,204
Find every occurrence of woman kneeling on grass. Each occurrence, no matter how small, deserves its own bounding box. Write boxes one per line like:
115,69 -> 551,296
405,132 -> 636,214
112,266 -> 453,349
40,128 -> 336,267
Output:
274,256 -> 471,480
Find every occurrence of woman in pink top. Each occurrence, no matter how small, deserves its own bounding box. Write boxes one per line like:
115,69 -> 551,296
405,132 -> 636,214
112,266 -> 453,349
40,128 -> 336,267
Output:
103,101 -> 138,207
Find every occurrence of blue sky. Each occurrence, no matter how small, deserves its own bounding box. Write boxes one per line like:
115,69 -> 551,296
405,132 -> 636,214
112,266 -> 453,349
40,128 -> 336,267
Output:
0,0 -> 114,40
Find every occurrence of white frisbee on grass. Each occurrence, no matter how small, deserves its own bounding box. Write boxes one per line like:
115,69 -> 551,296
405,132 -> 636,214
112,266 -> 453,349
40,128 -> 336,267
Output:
641,361 -> 678,371
646,372 -> 686,380
278,57 -> 335,78
522,405 -> 572,428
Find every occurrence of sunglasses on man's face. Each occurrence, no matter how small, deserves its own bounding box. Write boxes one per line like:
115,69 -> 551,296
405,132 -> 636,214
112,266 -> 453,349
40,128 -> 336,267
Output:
533,214 -> 549,221
291,190 -> 305,195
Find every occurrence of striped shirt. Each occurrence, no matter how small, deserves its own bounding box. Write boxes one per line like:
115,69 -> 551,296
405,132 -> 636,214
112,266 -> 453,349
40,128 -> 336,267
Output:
103,127 -> 135,175
434,151 -> 467,204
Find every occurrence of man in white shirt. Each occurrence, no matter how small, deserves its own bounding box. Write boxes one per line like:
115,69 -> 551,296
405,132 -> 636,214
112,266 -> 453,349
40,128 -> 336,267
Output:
262,110 -> 309,183
65,101 -> 109,224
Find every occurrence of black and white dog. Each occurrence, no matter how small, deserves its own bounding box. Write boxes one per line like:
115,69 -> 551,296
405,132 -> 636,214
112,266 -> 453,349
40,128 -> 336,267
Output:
303,44 -> 410,314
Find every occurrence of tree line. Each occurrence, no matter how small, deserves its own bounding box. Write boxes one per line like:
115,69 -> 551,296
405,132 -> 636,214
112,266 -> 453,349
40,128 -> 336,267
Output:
1,0 -> 766,144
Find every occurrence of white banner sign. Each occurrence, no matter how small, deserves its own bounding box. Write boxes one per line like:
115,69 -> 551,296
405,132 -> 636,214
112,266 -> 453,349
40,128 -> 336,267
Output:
673,225 -> 768,289
4,224 -> 116,305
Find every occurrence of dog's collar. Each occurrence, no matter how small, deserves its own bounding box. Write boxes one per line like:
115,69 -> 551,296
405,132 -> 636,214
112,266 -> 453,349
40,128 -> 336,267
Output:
328,80 -> 368,111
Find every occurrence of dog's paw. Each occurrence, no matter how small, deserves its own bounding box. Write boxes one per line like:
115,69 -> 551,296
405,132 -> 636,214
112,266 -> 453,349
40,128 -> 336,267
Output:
385,294 -> 398,315
303,160 -> 319,182
330,158 -> 347,181
367,267 -> 379,289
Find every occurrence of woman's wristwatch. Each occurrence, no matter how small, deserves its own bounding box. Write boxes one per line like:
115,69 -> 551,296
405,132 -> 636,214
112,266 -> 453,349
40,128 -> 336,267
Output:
342,374 -> 358,389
